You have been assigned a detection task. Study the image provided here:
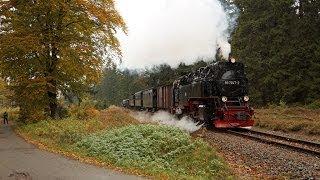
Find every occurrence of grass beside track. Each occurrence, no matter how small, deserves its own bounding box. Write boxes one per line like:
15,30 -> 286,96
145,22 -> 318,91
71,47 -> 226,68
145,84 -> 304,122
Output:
254,107 -> 320,135
16,106 -> 231,179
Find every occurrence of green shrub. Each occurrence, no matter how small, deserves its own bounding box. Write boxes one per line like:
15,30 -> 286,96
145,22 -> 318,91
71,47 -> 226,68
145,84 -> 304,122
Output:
307,100 -> 320,109
57,105 -> 70,119
59,129 -> 83,144
20,118 -> 87,144
76,124 -> 230,179
287,123 -> 306,132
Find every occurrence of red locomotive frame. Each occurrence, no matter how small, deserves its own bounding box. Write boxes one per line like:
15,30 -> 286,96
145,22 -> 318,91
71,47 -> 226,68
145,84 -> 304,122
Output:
171,96 -> 254,128
124,86 -> 254,129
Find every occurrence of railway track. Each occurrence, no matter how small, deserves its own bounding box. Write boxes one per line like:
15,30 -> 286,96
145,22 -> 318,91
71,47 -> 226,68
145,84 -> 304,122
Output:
227,128 -> 320,157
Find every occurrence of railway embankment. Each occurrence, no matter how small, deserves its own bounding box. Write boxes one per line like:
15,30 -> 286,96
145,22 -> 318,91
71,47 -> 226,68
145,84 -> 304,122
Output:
190,106 -> 320,179
193,128 -> 320,179
15,106 -> 231,179
254,107 -> 320,138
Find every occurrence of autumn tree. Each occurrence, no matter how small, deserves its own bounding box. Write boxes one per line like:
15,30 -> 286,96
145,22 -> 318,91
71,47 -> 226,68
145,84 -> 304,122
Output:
0,78 -> 13,107
0,0 -> 126,120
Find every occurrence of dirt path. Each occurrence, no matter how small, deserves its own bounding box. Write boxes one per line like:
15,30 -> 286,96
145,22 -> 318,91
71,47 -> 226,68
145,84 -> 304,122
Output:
0,125 -> 142,180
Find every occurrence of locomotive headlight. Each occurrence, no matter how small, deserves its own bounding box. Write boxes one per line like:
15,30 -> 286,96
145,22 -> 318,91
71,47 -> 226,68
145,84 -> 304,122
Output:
231,58 -> 236,63
244,96 -> 250,102
222,96 -> 228,102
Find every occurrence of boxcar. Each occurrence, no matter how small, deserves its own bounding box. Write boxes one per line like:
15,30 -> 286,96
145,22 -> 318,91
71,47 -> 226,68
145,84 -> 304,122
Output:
134,91 -> 143,108
157,85 -> 173,109
142,89 -> 157,109
129,95 -> 135,107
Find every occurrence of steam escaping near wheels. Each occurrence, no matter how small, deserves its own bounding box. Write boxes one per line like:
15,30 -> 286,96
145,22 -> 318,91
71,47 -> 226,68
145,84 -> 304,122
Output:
131,111 -> 203,133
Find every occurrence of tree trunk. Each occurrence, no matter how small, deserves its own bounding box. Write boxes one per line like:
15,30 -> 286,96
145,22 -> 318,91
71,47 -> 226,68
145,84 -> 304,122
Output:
47,44 -> 58,119
48,79 -> 57,119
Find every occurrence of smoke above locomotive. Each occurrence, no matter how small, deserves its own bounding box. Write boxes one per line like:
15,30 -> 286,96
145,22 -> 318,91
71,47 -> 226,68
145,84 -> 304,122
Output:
116,0 -> 231,69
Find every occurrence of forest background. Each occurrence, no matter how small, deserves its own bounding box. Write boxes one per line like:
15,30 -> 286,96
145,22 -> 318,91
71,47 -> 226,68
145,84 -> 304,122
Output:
0,0 -> 319,122
95,0 -> 320,108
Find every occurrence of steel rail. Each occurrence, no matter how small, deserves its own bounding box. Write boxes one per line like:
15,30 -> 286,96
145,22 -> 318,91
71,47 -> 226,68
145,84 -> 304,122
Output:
238,128 -> 320,148
227,129 -> 320,157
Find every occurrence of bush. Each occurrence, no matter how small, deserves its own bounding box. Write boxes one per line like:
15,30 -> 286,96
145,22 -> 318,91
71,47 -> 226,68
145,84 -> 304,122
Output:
306,100 -> 320,109
69,98 -> 100,120
57,105 -> 70,119
20,118 -> 87,144
76,124 -> 230,179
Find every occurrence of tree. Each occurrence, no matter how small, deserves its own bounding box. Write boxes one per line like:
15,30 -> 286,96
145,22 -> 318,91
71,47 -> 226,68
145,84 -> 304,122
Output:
0,78 -> 13,107
145,64 -> 175,87
218,0 -> 240,35
232,0 -> 320,105
95,67 -> 147,108
0,0 -> 126,120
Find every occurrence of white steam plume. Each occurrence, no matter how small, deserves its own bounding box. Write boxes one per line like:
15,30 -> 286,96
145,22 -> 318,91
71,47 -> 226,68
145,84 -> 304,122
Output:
131,111 -> 203,133
115,0 -> 231,69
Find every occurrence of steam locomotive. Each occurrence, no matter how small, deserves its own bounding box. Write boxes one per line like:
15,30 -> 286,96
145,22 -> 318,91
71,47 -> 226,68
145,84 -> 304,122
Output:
122,58 -> 254,128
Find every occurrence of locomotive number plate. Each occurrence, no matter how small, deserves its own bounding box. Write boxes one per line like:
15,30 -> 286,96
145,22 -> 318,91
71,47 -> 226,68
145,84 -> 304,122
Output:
225,81 -> 240,85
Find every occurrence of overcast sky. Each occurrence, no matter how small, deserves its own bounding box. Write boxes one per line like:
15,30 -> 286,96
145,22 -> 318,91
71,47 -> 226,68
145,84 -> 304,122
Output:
115,0 -> 230,69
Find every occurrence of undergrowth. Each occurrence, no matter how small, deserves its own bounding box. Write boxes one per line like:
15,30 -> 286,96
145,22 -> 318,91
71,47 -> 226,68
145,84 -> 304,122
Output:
254,107 -> 320,135
16,106 -> 231,179
76,124 -> 230,179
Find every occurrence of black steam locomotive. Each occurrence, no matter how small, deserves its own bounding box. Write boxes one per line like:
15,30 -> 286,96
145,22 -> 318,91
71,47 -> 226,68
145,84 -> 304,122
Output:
122,59 -> 254,128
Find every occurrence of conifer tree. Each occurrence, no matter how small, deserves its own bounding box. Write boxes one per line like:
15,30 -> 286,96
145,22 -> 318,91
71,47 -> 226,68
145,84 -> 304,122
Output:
232,0 -> 320,105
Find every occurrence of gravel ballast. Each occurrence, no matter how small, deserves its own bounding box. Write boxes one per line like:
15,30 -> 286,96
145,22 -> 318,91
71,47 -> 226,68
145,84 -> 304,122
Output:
193,129 -> 320,179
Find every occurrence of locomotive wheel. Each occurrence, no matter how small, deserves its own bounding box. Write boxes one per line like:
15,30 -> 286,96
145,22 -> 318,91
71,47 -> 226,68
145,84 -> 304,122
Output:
203,108 -> 214,130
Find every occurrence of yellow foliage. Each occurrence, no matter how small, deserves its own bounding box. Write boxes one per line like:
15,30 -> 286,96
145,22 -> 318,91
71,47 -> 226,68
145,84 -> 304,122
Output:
0,0 -> 126,120
99,106 -> 139,128
85,108 -> 100,118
